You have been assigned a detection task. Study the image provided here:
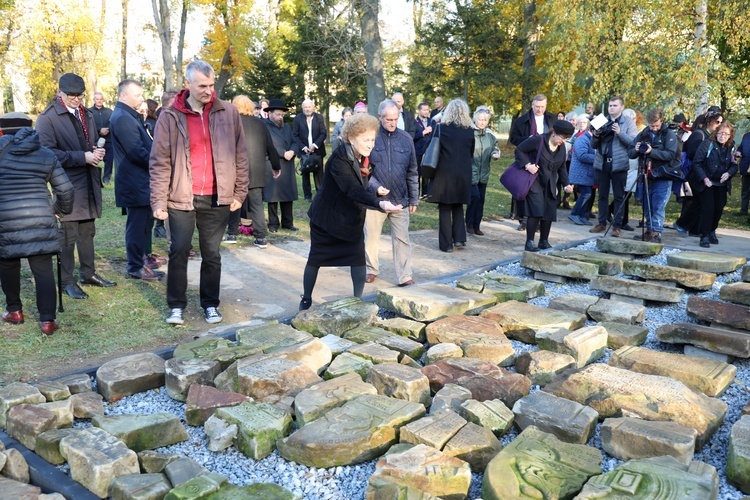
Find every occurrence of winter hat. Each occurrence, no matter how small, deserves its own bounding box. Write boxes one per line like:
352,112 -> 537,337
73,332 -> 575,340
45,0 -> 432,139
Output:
59,73 -> 86,94
552,119 -> 575,137
0,112 -> 33,135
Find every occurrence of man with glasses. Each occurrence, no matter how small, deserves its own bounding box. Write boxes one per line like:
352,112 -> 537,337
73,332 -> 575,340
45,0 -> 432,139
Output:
37,72 -> 117,300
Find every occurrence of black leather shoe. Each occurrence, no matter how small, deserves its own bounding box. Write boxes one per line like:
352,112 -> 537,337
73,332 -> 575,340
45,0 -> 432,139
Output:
299,296 -> 312,311
455,242 -> 466,248
128,267 -> 165,280
284,226 -> 299,231
699,236 -> 710,248
80,274 -> 117,287
64,283 -> 88,299
708,232 -> 719,245
538,240 -> 552,250
525,240 -> 539,252
268,227 -> 278,233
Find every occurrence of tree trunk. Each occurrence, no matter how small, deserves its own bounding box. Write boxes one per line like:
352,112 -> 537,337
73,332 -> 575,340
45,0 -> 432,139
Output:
152,0 -> 176,91
121,0 -> 128,80
358,0 -> 385,116
694,0 -> 708,115
175,0 -> 188,86
268,0 -> 281,32
215,48 -> 232,97
520,0 -> 538,110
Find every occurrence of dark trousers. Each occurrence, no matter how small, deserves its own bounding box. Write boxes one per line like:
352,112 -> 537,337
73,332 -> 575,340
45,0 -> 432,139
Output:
696,186 -> 728,236
465,183 -> 487,230
741,174 -> 750,213
301,166 -> 322,199
228,188 -> 267,239
60,219 -> 96,285
125,206 -> 151,274
596,167 -> 627,228
438,203 -> 466,251
167,195 -> 230,310
677,181 -> 702,233
268,202 -> 294,229
0,254 -> 56,321
102,142 -> 114,184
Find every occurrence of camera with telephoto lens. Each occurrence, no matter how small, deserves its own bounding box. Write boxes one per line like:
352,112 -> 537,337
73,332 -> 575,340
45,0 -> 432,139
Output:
594,120 -> 615,139
638,136 -> 650,154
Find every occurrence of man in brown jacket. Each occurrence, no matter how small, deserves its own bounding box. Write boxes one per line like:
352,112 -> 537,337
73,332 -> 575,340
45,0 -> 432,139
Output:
150,60 -> 249,325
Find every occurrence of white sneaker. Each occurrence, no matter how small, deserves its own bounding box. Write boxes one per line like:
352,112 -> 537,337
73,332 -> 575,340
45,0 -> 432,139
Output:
204,307 -> 222,324
166,308 -> 184,325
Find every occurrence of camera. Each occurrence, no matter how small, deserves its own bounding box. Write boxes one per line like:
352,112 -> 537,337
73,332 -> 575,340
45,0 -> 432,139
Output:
594,120 -> 615,139
638,136 -> 650,154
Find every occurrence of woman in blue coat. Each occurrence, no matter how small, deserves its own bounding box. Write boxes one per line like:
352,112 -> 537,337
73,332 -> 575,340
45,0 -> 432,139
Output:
568,115 -> 596,225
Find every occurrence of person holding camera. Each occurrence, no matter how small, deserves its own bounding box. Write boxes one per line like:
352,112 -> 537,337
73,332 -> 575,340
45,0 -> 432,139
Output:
292,99 -> 327,202
589,96 -> 638,237
627,109 -> 679,243
262,99 -> 299,232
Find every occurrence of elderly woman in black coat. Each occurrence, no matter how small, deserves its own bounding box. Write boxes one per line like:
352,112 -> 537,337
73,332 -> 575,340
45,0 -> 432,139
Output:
514,120 -> 575,251
300,113 -> 402,310
424,99 -> 476,252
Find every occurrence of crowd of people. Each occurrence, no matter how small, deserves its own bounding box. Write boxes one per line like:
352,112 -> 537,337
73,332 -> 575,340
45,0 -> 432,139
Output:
1,65 -> 748,332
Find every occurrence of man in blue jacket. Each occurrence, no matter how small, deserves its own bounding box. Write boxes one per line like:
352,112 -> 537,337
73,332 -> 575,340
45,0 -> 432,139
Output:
364,99 -> 419,287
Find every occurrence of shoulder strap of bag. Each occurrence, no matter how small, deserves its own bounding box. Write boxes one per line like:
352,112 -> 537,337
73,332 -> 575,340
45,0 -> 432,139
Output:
707,142 -> 714,158
533,135 -> 544,164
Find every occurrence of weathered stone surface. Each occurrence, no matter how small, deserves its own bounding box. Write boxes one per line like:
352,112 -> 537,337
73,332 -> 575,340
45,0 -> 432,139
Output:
482,426 -> 602,500
667,250 -> 747,274
172,337 -> 233,360
443,421 -> 503,472
421,358 -> 531,407
576,455 -> 718,499
214,402 -> 292,459
37,398 -> 74,428
479,300 -> 587,344
431,384 -> 473,414
686,295 -> 750,330
600,322 -> 649,349
208,483 -> 302,499
587,297 -> 645,324
601,417 -> 698,465
481,275 -> 546,302
1,448 -> 29,483
375,316 -> 427,343
369,443 -> 471,500
59,427 -> 140,498
684,344 -> 735,363
204,414 -> 239,452
513,391 -> 599,444
656,322 -> 750,358
110,473 -> 172,500
345,327 -> 425,360
324,352 -> 374,380
609,345 -> 736,397
727,415 -> 750,494
318,334 -> 357,355
266,338 -> 333,375
184,384 -> 251,427
400,409 -> 466,449
622,260 -> 716,290
348,342 -> 401,364
164,472 -> 227,499
92,413 -> 189,452
550,250 -> 626,275
205,346 -> 263,371
544,363 -> 727,447
365,476 -> 439,500
596,238 -> 663,256
55,373 -> 93,394
589,276 -> 684,303
720,282 -> 750,308
424,343 -> 463,365
33,381 -> 71,402
0,476 -> 39,498
163,457 -> 209,487
6,404 -> 56,450
514,350 -> 576,386
521,252 -> 599,280
425,315 -> 514,366
292,297 -> 379,337
70,391 -> 105,419
163,357 -> 221,402
137,450 -> 181,474
458,399 -> 514,437
376,283 -> 496,322
36,428 -> 78,465
367,363 -> 431,406
548,292 -> 600,314
235,355 -> 321,402
276,394 -> 426,467
537,325 -> 608,368
0,383 -> 46,429
235,321 -> 311,347
455,274 -> 486,293
294,373 -> 378,427
95,352 -> 166,403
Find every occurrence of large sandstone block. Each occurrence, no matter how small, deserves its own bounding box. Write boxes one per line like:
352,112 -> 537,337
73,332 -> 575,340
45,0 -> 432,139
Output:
666,250 -> 746,273
164,472 -> 227,499
291,297 -> 379,337
425,315 -> 514,366
481,274 -> 546,302
424,343 -> 463,365
576,455 -> 718,499
442,421 -> 503,472
686,296 -> 750,330
656,322 -> 750,358
622,260 -> 716,290
431,384 -> 473,414
164,357 -> 221,402
235,354 -> 322,402
36,428 -> 78,465
520,252 -> 599,280
421,357 -> 531,408
172,337 -> 233,360
0,476 -> 39,498
482,426 -> 601,500
70,391 -> 105,419
163,456 -> 208,487
609,345 -> 736,397
375,316 -> 427,343
323,352 -> 373,380
33,381 -> 71,402
727,415 -> 750,494
343,326 -> 424,359
1,447 -> 30,483
548,293 -> 600,315
600,322 -> 649,349
587,297 -> 645,324
92,413 -> 189,452
549,249 -> 626,275
601,417 -> 698,465
376,283 -> 496,322
369,443 -> 471,500
399,409 -> 467,449
319,333 -> 357,355
214,402 -> 293,459
136,450 -> 180,474
479,300 -> 587,344
536,325 -> 608,368
596,238 -> 663,256
59,427 -> 139,498
6,404 -> 56,450
55,373 -> 93,394
276,394 -> 426,467
294,373 -> 378,427
109,473 -> 172,500
458,399 -> 514,437
235,321 -> 312,349
266,338 -> 333,375
589,276 -> 684,303
36,398 -> 74,428
184,384 -> 251,427
95,353 -> 166,403
367,363 -> 431,406
514,350 -> 576,386
348,342 -> 400,364
0,383 -> 46,429
513,391 -> 599,444
544,363 -> 727,448
720,281 -> 750,306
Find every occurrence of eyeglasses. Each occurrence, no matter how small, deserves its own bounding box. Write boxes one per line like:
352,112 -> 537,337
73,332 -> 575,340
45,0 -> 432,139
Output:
716,132 -> 730,137
63,91 -> 85,100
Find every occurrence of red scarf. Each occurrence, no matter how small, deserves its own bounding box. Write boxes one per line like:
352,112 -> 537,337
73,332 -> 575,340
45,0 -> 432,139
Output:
359,156 -> 372,177
57,95 -> 91,146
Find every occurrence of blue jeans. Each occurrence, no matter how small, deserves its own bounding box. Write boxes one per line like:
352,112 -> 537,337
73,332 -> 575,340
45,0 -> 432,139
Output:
644,179 -> 671,233
570,185 -> 592,217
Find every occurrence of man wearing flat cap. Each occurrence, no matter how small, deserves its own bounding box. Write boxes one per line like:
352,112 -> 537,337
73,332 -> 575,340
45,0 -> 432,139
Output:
262,99 -> 299,232
36,72 -> 117,300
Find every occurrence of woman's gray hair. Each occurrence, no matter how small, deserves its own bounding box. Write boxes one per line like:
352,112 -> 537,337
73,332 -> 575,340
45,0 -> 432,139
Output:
622,108 -> 636,120
442,99 -> 473,128
473,106 -> 491,120
565,111 -> 577,121
185,60 -> 215,82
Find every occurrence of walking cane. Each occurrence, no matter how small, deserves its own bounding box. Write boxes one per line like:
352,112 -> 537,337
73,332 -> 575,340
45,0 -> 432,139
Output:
57,253 -> 64,313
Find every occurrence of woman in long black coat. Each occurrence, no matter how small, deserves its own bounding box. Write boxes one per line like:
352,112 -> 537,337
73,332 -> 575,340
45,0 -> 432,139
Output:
514,120 -> 575,251
300,113 -> 402,310
424,99 -> 476,252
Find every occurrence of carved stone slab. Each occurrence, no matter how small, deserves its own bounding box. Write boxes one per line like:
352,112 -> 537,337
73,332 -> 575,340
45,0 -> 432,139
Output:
479,300 -> 587,344
600,322 -> 649,349
324,352 -> 374,380
266,338 -> 333,375
431,384 -> 473,414
482,275 -> 546,302
549,249 -> 627,275
548,292 -> 600,315
92,413 -> 189,452
318,334 -> 357,356
601,417 -> 698,465
171,337 -> 233,360
589,276 -> 684,303
376,283 -> 497,322
536,325 -> 608,368
235,355 -> 322,402
367,363 -> 431,406
587,298 -> 645,324
109,473 -> 172,500
294,373 -> 378,427
686,296 -> 750,330
596,238 -> 663,256
424,343 -> 463,365
184,384 -> 251,427
164,357 -> 221,402
513,391 -> 599,444
520,252 -> 599,280
214,402 -> 293,459
291,297 -> 379,337
727,415 -> 750,494
720,282 -> 750,306
399,409 -> 467,449
443,421 -> 503,472
425,315 -> 514,366
165,472 -> 227,499
348,342 -> 400,364
514,350 -> 576,386
235,321 -> 312,350
622,260 -> 716,290
458,399 -> 514,437
136,451 -> 180,475
0,383 -> 46,429
656,322 -> 750,358
375,316 -> 427,343
666,250 -> 746,274
95,352 -> 166,403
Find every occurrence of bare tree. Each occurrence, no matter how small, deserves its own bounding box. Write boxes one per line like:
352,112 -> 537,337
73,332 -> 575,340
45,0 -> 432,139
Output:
152,0 -> 177,91
175,0 -> 188,85
121,0 -> 128,81
694,0 -> 708,115
356,0 -> 385,115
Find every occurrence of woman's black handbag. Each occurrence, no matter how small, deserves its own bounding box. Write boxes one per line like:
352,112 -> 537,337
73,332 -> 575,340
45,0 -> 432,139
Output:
421,124 -> 441,174
299,153 -> 323,174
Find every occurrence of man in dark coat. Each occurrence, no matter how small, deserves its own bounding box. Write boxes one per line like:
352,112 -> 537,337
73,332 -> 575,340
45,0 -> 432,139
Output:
111,79 -> 164,281
89,92 -> 114,184
0,113 -> 74,335
36,72 -> 117,300
413,101 -> 434,196
292,99 -> 327,201
264,99 -> 299,231
392,92 -> 416,140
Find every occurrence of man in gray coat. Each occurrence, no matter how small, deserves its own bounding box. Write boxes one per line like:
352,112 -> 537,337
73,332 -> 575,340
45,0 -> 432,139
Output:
36,73 -> 117,300
589,96 -> 637,237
